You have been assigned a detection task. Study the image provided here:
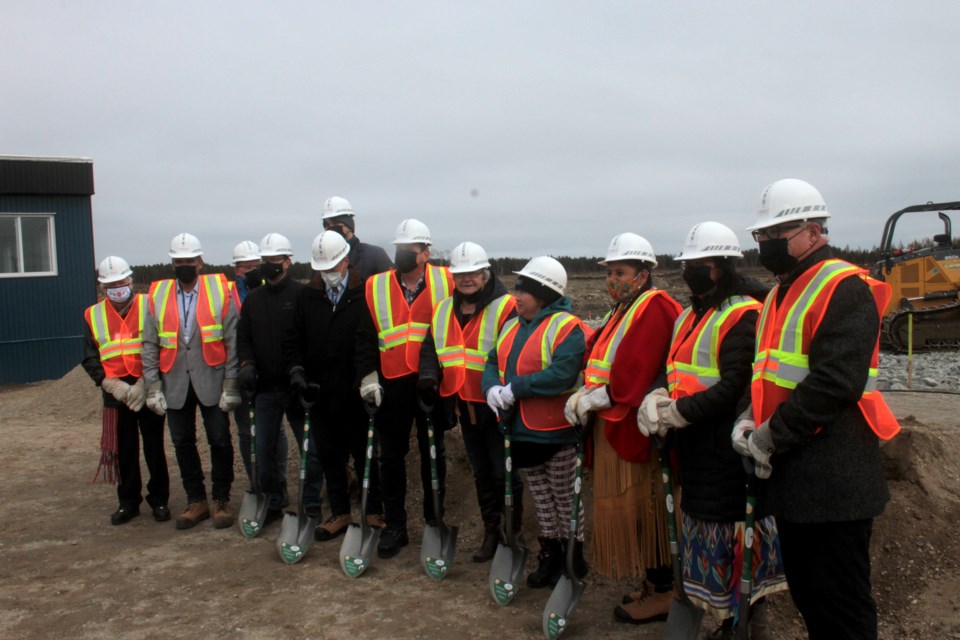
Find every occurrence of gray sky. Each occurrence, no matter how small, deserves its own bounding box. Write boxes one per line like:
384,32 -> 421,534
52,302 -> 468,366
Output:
4,1 -> 959,266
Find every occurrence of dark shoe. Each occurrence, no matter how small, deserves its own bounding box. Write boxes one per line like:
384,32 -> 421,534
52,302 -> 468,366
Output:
377,526 -> 409,559
613,588 -> 673,624
263,509 -> 284,527
212,500 -> 234,529
527,537 -> 563,588
151,505 -> 171,522
305,506 -> 323,520
564,539 -> 588,579
472,528 -> 500,563
110,504 -> 140,526
315,514 -> 352,541
176,501 -> 210,530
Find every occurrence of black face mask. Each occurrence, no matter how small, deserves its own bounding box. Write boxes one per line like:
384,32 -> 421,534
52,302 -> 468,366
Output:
260,262 -> 284,281
682,265 -> 715,296
325,224 -> 346,238
243,268 -> 262,290
174,265 -> 197,284
395,249 -> 420,274
758,238 -> 799,275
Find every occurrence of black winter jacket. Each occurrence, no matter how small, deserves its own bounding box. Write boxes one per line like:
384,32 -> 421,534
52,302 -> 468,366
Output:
347,236 -> 393,282
237,274 -> 305,392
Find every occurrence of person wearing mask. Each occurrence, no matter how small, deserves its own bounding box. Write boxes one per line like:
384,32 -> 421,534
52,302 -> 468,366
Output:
734,179 -> 900,640
638,222 -> 785,639
321,196 -> 393,280
482,257 -> 587,589
284,231 -> 385,541
236,233 -> 322,526
82,256 -> 170,525
563,234 -> 683,623
365,218 -> 453,559
142,233 -> 240,530
227,240 -> 289,501
418,241 -> 520,562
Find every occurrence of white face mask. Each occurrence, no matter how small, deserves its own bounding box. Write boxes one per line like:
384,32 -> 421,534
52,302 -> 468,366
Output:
321,270 -> 344,288
106,285 -> 132,303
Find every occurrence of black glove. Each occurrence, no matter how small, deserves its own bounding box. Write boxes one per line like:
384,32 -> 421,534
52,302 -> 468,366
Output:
416,377 -> 438,408
238,363 -> 258,397
289,366 -> 309,392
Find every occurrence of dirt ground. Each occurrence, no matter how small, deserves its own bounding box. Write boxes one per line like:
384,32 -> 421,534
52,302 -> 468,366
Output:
1,364 -> 959,640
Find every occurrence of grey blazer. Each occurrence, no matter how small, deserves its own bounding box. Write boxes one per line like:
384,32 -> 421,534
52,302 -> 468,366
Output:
142,281 -> 238,410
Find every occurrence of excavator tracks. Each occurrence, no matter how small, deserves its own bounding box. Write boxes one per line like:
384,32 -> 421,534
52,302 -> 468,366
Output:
883,301 -> 960,352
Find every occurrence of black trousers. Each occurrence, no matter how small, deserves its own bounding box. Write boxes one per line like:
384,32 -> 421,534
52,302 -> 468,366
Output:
376,374 -> 448,530
312,398 -> 382,517
777,517 -> 878,640
166,384 -> 234,503
116,404 -> 169,509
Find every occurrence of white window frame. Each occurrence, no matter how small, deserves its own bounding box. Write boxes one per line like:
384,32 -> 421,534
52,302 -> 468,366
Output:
0,213 -> 59,278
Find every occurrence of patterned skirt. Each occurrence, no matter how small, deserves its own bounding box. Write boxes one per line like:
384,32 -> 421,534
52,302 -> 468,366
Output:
681,512 -> 788,619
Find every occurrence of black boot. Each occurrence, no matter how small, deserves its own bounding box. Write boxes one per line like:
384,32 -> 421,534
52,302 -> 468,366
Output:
527,537 -> 563,588
566,538 -> 588,579
473,528 -> 500,563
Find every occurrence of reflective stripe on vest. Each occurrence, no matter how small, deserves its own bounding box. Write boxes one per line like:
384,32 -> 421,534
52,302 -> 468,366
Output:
496,311 -> 582,431
85,295 -> 148,378
751,259 -> 900,440
149,274 -> 230,372
584,290 -> 665,387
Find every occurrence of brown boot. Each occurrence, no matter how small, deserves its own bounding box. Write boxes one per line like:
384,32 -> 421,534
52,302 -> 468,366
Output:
613,588 -> 673,624
212,500 -> 233,529
315,514 -> 352,541
365,513 -> 386,529
750,598 -> 773,640
175,500 -> 210,530
621,580 -> 653,605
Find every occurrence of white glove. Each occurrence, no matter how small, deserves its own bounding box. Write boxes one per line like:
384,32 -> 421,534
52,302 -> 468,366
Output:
655,398 -> 690,432
486,385 -> 506,415
125,378 -> 146,412
146,381 -> 167,416
499,383 -> 516,410
747,422 -> 775,479
359,370 -> 383,407
731,409 -> 757,457
575,385 -> 612,424
219,378 -> 242,412
101,377 -> 131,404
637,388 -> 669,437
564,387 -> 587,425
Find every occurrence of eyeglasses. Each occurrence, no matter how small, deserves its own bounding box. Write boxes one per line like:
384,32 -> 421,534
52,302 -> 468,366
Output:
751,222 -> 807,242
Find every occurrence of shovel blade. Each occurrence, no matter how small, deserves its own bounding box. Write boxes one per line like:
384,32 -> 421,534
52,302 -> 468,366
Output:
663,597 -> 706,640
542,575 -> 586,640
340,523 -> 380,578
420,523 -> 454,580
238,490 -> 268,539
277,512 -> 317,565
489,542 -> 529,606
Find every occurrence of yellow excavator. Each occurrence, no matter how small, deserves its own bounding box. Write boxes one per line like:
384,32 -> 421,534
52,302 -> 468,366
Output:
872,201 -> 960,351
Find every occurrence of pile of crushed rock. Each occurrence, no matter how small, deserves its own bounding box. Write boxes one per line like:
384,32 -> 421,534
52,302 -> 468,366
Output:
879,352 -> 960,393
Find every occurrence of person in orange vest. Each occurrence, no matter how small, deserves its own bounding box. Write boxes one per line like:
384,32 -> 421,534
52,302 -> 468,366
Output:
732,180 -> 900,640
482,256 -> 587,589
365,218 -> 454,559
418,241 -> 521,563
637,223 -> 785,639
141,233 -> 241,531
81,256 -> 170,525
562,233 -> 683,623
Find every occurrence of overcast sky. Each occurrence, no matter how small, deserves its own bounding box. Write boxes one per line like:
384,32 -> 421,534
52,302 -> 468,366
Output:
4,1 -> 959,266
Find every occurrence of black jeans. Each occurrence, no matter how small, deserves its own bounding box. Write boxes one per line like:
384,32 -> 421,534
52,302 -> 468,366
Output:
116,404 -> 169,509
312,397 -> 382,517
234,396 -> 288,487
777,517 -> 878,640
376,374 -> 448,530
254,389 -> 322,511
166,384 -> 234,503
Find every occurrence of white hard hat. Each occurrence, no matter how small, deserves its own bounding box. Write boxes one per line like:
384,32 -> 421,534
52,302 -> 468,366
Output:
322,196 -> 356,220
599,232 -> 658,268
98,256 -> 133,284
677,222 -> 743,261
232,240 -> 260,264
513,256 -> 567,295
747,178 -> 831,232
310,230 -> 350,270
259,232 -> 294,257
392,218 -> 432,246
448,241 -> 490,274
169,233 -> 203,258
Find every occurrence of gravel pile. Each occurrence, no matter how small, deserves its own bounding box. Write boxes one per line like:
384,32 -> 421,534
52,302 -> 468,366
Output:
878,351 -> 960,392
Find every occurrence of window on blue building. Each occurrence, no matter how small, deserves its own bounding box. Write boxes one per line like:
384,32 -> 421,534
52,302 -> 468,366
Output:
0,214 -> 58,277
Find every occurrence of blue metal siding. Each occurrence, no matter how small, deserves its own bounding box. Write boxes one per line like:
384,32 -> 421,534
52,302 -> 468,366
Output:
0,194 -> 96,383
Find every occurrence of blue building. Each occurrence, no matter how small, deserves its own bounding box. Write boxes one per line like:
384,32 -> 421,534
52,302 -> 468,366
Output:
0,156 -> 96,383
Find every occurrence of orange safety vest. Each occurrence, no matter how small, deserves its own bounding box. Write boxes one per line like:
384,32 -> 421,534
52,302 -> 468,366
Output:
666,295 -> 762,399
148,274 -> 231,373
751,259 -> 900,440
496,311 -> 583,431
432,293 -> 516,402
366,265 -> 453,379
584,289 -> 682,422
84,294 -> 149,378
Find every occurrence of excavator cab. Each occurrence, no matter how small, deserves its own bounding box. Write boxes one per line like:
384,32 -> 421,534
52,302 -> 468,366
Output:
872,201 -> 960,351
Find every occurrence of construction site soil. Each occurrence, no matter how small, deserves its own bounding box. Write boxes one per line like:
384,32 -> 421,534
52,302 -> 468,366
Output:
1,272 -> 958,640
